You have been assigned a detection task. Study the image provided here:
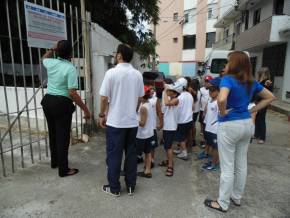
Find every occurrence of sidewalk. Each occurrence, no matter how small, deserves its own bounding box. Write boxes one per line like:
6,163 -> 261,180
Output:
0,111 -> 290,218
269,100 -> 290,121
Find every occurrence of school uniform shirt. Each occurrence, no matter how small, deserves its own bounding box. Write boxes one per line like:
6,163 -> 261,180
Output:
204,99 -> 219,134
193,91 -> 201,113
177,91 -> 194,124
162,96 -> 178,131
200,87 -> 210,112
149,96 -> 158,130
137,102 -> 155,139
99,63 -> 144,128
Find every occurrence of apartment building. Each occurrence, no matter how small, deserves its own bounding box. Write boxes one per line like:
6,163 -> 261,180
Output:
156,0 -> 220,77
214,0 -> 290,102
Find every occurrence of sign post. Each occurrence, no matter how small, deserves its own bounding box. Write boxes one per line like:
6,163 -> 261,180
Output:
24,1 -> 67,49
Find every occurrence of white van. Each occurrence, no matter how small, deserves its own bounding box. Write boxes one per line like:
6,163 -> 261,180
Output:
203,50 -> 232,78
203,50 -> 250,78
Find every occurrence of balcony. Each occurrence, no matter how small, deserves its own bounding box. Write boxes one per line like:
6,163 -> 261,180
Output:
236,15 -> 290,51
213,34 -> 235,50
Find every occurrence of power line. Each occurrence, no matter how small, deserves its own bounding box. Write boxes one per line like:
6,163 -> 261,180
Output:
157,0 -> 216,39
157,4 -> 231,41
161,0 -> 176,13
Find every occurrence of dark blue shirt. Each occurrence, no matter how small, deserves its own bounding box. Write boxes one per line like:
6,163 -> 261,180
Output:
219,75 -> 264,122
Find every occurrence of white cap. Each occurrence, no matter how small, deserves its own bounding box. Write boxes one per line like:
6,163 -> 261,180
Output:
176,77 -> 188,89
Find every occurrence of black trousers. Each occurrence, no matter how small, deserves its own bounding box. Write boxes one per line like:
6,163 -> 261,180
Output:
255,107 -> 267,141
41,94 -> 75,177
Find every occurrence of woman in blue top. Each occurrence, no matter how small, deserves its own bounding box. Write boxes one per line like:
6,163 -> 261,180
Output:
204,51 -> 275,212
41,40 -> 90,177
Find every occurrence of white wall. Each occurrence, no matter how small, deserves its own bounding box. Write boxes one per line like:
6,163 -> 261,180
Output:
90,22 -> 144,117
182,49 -> 196,61
282,41 -> 290,103
183,22 -> 197,35
0,87 -> 85,131
248,0 -> 273,29
206,19 -> 218,33
219,0 -> 234,18
184,0 -> 197,10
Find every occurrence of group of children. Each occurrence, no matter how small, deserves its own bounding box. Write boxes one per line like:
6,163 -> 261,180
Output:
136,75 -> 221,178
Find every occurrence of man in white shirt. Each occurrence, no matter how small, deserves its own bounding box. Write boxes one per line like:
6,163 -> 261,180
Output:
99,44 -> 144,197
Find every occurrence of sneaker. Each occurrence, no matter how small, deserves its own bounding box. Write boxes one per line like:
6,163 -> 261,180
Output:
173,148 -> 181,154
205,164 -> 219,171
177,152 -> 188,160
102,185 -> 120,197
197,151 -> 208,160
127,186 -> 135,196
201,162 -> 212,170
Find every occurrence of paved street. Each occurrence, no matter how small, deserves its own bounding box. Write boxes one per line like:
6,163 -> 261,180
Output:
0,110 -> 290,218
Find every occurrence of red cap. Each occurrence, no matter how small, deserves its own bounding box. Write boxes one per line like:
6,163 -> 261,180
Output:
205,75 -> 213,81
144,85 -> 151,94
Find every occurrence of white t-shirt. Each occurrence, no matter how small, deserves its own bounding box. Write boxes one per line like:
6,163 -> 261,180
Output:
177,92 -> 193,124
200,87 -> 210,111
204,99 -> 219,134
162,95 -> 178,131
137,102 -> 154,139
193,91 -> 201,113
149,96 -> 158,130
99,63 -> 144,128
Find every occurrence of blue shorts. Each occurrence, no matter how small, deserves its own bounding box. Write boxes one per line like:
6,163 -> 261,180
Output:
175,121 -> 192,142
136,137 -> 154,154
151,130 -> 159,150
163,130 -> 175,150
204,131 -> 218,149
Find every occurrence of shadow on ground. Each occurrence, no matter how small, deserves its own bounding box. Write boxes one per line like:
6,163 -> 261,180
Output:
0,111 -> 290,218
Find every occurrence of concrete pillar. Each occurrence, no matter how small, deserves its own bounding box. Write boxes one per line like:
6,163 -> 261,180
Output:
282,40 -> 290,103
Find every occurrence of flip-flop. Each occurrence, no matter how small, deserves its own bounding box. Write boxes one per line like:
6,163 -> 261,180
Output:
60,168 -> 79,177
204,199 -> 227,213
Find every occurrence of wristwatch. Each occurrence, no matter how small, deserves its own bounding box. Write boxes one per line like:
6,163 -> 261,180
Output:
98,113 -> 106,118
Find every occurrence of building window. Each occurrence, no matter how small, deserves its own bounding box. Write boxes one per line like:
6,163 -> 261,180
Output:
183,35 -> 196,49
224,28 -> 229,38
184,13 -> 189,23
273,0 -> 284,15
253,8 -> 261,26
173,13 -> 178,21
173,37 -> 178,43
206,32 -> 216,48
235,19 -> 242,35
208,8 -> 213,19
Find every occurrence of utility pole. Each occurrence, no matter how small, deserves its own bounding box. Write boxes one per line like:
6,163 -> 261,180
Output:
152,22 -> 157,71
80,0 -> 93,134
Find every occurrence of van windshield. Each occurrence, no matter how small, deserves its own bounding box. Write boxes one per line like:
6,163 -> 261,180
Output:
211,59 -> 227,75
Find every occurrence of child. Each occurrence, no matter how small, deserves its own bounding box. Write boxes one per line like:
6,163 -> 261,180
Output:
173,78 -> 194,160
202,85 -> 219,171
136,85 -> 155,178
159,82 -> 180,176
149,86 -> 163,168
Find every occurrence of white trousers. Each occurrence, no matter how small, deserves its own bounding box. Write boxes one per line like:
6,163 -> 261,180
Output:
217,119 -> 254,210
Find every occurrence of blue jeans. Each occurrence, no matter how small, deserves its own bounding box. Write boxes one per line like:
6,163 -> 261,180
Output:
106,126 -> 138,192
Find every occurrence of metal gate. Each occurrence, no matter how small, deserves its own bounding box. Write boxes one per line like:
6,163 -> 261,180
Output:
0,0 -> 93,177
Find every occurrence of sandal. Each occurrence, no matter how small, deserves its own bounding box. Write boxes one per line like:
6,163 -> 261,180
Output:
204,199 -> 227,213
158,160 -> 168,167
137,172 -> 152,178
60,168 -> 79,177
165,167 -> 174,177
